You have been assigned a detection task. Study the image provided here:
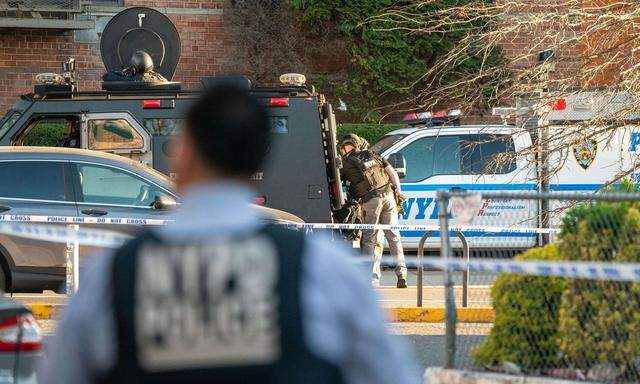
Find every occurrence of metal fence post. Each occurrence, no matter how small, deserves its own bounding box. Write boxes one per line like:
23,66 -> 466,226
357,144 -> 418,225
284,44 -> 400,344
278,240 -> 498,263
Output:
65,224 -> 80,295
455,231 -> 470,308
437,190 -> 457,369
417,231 -> 434,307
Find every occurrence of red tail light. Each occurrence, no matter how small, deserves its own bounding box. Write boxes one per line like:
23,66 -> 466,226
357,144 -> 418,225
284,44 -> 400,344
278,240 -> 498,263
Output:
269,98 -> 289,107
0,314 -> 43,352
143,100 -> 161,109
256,196 -> 266,205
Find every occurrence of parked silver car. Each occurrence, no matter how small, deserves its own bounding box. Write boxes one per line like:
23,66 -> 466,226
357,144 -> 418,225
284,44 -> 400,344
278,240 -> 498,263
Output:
0,147 -> 302,293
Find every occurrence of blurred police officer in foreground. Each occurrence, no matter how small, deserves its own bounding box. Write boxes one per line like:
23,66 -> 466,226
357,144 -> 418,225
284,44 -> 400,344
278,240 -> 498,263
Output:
339,134 -> 408,288
39,86 -> 419,384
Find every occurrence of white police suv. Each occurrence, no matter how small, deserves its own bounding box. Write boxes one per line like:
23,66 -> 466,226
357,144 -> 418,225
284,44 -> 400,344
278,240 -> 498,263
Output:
372,98 -> 640,253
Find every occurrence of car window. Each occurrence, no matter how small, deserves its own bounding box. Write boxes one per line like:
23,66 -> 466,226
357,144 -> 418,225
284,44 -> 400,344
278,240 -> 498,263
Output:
19,117 -> 79,147
433,136 -> 462,175
0,161 -> 70,201
76,163 -> 170,207
461,134 -> 517,174
370,134 -> 407,154
269,116 -> 288,133
396,136 -> 437,182
0,111 -> 21,140
88,119 -> 144,150
398,134 -> 516,181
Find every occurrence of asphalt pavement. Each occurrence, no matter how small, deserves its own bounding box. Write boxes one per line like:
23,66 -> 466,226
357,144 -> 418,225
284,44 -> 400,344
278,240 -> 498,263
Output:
391,323 -> 491,369
18,269 -> 495,371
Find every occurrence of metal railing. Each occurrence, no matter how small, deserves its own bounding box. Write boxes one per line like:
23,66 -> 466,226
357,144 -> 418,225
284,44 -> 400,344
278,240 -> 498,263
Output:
416,230 -> 469,308
0,0 -> 81,12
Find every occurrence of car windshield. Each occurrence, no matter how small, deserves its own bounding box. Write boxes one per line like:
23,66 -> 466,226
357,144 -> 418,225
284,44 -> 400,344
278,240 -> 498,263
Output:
0,111 -> 20,140
370,134 -> 407,154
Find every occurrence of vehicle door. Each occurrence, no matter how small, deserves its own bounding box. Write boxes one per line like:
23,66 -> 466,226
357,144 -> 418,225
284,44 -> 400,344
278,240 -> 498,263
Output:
383,129 -> 535,251
0,160 -> 77,279
70,161 -> 177,264
81,113 -> 153,168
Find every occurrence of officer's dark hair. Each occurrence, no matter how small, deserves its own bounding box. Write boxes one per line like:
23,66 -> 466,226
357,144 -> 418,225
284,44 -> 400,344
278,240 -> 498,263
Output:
186,85 -> 270,176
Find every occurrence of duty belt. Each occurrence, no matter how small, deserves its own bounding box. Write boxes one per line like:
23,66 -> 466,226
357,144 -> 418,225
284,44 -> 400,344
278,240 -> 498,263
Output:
361,184 -> 392,203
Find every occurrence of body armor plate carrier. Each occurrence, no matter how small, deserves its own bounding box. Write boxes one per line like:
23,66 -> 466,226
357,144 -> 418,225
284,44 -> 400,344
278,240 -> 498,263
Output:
342,150 -> 390,201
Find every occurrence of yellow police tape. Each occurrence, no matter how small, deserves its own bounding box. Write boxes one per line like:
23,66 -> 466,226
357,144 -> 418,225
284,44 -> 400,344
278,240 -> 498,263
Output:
25,303 -> 495,323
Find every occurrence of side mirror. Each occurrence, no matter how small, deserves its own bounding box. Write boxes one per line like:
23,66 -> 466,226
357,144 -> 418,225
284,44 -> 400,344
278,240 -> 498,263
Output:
152,195 -> 178,210
387,153 -> 406,179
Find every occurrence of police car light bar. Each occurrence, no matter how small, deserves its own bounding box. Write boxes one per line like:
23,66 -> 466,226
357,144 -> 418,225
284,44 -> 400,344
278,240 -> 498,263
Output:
402,108 -> 463,127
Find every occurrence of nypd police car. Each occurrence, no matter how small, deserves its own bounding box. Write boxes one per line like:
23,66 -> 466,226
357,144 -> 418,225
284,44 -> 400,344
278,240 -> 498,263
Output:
373,96 -> 640,252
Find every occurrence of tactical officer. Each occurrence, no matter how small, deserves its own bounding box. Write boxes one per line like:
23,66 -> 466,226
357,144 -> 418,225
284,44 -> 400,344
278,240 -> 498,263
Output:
39,86 -> 419,384
339,134 -> 408,288
59,117 -> 80,148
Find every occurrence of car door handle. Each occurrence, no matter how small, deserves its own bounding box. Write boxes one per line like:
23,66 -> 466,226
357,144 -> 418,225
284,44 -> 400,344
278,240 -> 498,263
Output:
0,205 -> 10,212
81,209 -> 108,217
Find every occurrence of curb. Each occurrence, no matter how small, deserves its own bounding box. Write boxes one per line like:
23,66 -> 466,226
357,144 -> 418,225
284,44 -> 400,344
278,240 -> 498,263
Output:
387,307 -> 494,323
423,368 -> 597,384
25,304 -> 496,323
28,304 -> 63,320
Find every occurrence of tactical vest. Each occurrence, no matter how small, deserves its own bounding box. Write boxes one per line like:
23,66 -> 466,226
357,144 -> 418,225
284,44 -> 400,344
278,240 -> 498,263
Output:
341,150 -> 391,201
99,226 -> 344,384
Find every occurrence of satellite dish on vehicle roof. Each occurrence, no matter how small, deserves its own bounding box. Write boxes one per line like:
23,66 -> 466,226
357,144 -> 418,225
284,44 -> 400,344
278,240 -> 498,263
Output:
100,7 -> 181,81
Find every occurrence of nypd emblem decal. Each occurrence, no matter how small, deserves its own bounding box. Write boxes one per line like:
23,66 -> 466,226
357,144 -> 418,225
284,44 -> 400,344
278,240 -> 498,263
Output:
573,139 -> 597,170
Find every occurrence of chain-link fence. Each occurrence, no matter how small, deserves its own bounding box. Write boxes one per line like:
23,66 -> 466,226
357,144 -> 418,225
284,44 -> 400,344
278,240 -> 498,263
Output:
428,189 -> 640,382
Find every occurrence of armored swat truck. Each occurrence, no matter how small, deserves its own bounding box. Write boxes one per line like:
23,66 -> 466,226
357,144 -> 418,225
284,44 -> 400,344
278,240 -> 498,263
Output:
0,7 -> 343,223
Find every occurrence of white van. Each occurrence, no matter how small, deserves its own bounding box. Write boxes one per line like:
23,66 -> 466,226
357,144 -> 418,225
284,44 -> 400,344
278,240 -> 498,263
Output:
371,97 -> 640,252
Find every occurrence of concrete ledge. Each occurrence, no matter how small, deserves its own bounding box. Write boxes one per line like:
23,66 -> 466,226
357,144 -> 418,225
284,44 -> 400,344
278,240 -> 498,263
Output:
424,368 -> 597,384
387,307 -> 494,323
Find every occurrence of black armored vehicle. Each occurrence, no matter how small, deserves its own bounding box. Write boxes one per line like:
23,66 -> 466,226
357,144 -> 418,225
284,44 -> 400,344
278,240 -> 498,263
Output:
0,7 -> 343,223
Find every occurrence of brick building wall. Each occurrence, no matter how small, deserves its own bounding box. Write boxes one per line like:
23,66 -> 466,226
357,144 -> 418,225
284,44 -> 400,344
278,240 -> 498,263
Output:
0,0 -> 227,113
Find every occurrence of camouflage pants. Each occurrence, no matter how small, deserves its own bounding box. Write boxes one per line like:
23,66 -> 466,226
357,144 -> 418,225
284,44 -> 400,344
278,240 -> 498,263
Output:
361,191 -> 407,282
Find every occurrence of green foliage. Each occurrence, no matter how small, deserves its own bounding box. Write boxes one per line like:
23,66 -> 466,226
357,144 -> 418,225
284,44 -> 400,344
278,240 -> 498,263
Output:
22,124 -> 66,147
473,190 -> 640,377
290,0 -> 504,121
472,244 -> 566,370
337,123 -> 401,146
558,200 -> 640,379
